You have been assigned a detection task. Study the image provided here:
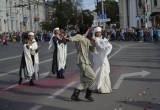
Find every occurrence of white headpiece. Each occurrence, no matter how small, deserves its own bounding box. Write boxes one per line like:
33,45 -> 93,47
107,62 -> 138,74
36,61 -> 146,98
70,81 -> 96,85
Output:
94,27 -> 102,33
28,32 -> 34,36
92,27 -> 102,39
53,27 -> 60,32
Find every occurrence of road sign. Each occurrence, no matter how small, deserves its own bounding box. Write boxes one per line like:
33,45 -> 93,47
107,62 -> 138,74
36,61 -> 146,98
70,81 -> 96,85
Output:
136,16 -> 140,20
23,16 -> 28,22
99,14 -> 107,19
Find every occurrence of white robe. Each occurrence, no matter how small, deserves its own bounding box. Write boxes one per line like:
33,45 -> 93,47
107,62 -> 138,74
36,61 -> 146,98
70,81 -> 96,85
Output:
92,37 -> 112,93
57,41 -> 67,71
23,40 -> 39,79
30,41 -> 39,78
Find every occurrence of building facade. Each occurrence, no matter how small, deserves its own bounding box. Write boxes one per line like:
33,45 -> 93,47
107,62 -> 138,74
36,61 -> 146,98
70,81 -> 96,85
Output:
0,0 -> 46,33
119,0 -> 160,28
150,0 -> 160,26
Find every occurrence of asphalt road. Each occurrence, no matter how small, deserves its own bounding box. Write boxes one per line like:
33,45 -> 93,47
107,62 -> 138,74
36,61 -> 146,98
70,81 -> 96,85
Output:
0,41 -> 160,110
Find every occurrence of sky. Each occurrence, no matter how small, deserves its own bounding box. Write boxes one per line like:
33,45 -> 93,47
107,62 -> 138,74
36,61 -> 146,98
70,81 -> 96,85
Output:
83,0 -> 118,11
83,0 -> 96,10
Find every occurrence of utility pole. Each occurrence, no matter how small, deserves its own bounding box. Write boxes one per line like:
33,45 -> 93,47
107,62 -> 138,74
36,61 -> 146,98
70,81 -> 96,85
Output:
101,0 -> 105,28
37,0 -> 40,31
28,0 -> 33,31
145,0 -> 148,28
21,0 -> 24,32
101,0 -> 104,15
5,0 -> 8,32
9,0 -> 12,32
34,5 -> 36,32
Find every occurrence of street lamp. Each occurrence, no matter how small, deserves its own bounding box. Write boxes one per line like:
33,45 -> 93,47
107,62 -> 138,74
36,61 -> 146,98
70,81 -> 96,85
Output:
101,0 -> 105,28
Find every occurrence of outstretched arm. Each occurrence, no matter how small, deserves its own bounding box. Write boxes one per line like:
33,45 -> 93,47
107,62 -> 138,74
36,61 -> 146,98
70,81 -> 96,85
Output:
66,34 -> 81,42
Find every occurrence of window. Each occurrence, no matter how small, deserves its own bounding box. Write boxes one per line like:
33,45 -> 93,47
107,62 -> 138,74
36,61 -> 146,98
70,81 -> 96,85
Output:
154,0 -> 158,6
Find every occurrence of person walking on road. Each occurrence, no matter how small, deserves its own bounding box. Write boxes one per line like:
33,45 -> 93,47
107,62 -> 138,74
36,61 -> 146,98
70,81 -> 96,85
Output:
67,24 -> 96,102
19,32 -> 39,86
2,35 -> 8,47
92,27 -> 112,94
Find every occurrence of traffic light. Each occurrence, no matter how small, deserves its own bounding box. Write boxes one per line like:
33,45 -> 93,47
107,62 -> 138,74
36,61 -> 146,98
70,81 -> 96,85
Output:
34,16 -> 37,22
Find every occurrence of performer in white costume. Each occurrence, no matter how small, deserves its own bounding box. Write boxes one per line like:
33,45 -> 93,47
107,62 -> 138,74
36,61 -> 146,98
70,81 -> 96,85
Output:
92,27 -> 112,93
19,32 -> 39,86
49,28 -> 67,79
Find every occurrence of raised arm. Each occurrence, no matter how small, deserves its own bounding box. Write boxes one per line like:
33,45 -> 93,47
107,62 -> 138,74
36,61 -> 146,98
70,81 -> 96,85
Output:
68,34 -> 81,42
95,38 -> 108,50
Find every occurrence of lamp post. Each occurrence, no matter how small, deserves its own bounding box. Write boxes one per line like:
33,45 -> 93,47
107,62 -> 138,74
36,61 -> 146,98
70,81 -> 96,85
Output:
145,0 -> 148,28
28,0 -> 33,31
9,0 -> 12,32
101,0 -> 105,29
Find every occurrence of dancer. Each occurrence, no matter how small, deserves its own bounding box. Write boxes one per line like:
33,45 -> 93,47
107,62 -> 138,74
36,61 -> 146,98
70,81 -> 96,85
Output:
50,28 -> 67,79
19,32 -> 39,86
67,24 -> 96,102
92,27 -> 112,94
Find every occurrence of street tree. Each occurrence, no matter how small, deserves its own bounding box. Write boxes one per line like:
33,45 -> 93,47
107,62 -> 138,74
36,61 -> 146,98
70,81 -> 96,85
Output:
78,10 -> 94,27
49,0 -> 83,30
96,0 -> 119,24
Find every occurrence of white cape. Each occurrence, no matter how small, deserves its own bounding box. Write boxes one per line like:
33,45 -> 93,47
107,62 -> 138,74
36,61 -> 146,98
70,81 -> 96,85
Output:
23,41 -> 39,79
57,41 -> 67,71
23,44 -> 34,77
92,37 -> 112,93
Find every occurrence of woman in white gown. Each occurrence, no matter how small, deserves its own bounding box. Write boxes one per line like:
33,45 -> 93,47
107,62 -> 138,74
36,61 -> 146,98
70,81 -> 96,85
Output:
92,27 -> 112,93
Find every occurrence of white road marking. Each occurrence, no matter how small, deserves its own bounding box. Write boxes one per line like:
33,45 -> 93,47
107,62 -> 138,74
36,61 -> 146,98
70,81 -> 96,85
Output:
2,72 -> 49,91
0,69 -> 19,77
113,70 -> 151,89
108,43 -> 122,59
2,80 -> 28,91
0,51 -> 77,77
0,55 -> 21,62
48,81 -> 77,99
47,45 -> 123,99
108,47 -> 122,59
30,105 -> 42,110
2,44 -> 124,110
0,49 -> 72,62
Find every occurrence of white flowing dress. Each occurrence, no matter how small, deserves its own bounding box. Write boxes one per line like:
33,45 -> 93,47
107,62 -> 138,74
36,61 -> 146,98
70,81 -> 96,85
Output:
92,37 -> 112,93
21,40 -> 39,80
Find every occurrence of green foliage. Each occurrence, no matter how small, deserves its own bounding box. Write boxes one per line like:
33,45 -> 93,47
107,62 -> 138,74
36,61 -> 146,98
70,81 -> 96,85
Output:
50,1 -> 81,29
80,10 -> 94,27
39,21 -> 54,31
96,0 -> 119,23
41,0 -> 93,30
